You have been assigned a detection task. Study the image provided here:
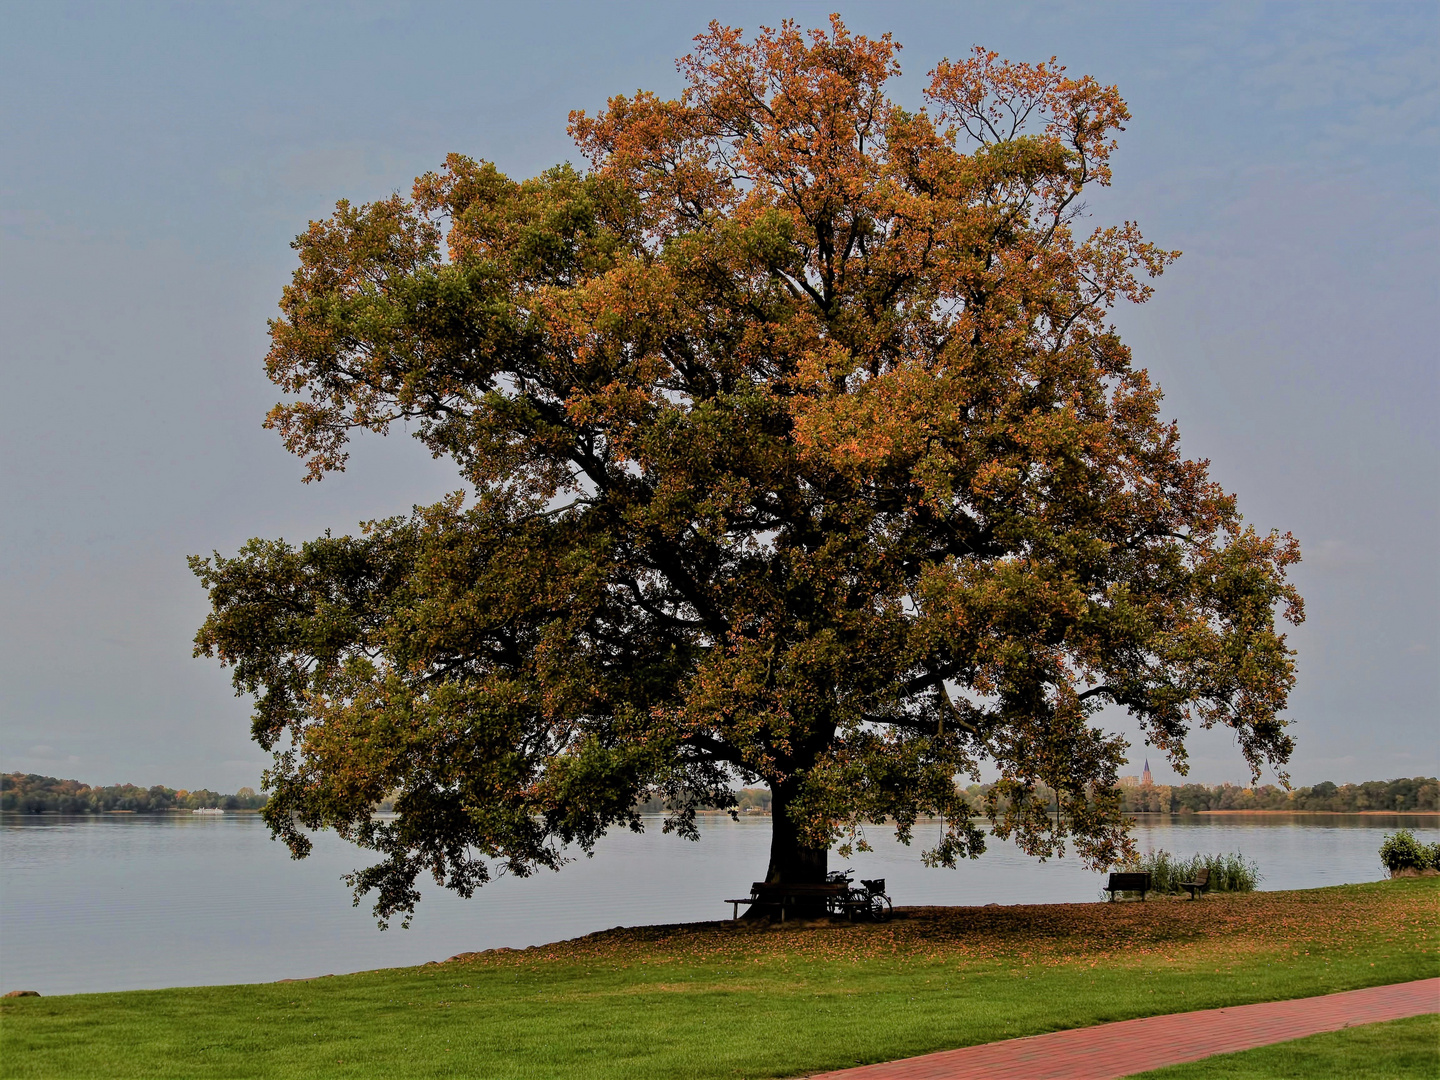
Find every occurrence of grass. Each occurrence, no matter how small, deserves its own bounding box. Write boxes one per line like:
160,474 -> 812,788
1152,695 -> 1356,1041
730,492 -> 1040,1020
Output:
1125,1014 -> 1439,1078
1,878 -> 1435,1079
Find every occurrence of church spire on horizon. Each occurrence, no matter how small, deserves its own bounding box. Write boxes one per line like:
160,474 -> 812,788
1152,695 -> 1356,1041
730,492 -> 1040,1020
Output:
1142,758 -> 1154,786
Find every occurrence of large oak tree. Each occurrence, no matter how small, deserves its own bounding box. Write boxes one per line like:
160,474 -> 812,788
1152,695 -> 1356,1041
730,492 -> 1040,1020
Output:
193,18 -> 1302,924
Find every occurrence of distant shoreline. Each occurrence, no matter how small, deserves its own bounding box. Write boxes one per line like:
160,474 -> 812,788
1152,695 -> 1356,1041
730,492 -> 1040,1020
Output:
1130,809 -> 1440,817
0,808 -> 265,815
7,807 -> 1438,819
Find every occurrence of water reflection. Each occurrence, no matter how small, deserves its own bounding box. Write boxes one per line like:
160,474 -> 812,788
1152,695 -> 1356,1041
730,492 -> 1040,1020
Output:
1,812 -> 1434,996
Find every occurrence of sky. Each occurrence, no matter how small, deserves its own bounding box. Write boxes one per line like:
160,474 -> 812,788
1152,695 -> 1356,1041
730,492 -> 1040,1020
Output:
1,1 -> 1436,794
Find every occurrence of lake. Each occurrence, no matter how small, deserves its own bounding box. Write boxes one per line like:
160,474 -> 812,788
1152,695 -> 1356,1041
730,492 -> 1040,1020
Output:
2,812 -> 1434,996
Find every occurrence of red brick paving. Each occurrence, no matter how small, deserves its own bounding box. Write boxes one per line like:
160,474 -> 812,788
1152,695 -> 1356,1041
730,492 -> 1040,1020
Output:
799,978 -> 1440,1079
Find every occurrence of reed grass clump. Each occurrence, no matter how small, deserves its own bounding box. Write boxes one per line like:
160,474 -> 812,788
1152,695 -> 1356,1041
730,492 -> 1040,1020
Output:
1126,850 -> 1261,894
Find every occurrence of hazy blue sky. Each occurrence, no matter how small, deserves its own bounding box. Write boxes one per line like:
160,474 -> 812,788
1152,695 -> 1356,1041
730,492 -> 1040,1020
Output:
2,1 -> 1435,793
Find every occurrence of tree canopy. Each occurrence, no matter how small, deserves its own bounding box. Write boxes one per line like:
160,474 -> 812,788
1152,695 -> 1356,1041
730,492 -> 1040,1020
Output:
193,17 -> 1302,925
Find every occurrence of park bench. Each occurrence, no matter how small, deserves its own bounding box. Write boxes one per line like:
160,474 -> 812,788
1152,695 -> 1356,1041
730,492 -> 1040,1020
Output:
725,881 -> 850,922
1105,871 -> 1152,901
1180,866 -> 1211,900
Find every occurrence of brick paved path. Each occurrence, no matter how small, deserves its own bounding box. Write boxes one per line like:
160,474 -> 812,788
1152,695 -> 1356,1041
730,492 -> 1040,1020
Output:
800,978 -> 1440,1079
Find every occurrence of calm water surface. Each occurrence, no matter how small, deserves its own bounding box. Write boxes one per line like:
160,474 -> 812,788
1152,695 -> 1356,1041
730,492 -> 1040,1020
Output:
2,812 -> 1433,996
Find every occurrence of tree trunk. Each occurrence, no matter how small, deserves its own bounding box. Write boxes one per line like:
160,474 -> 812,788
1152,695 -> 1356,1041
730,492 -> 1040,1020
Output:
764,792 -> 828,884
745,783 -> 829,919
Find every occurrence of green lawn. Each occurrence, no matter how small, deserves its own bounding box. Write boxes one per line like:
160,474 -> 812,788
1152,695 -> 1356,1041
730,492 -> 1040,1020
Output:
1,879 -> 1435,1079
1125,1014 -> 1439,1078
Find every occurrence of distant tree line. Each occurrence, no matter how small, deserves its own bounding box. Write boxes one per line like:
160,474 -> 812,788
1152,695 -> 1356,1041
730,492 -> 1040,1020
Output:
972,777 -> 1437,815
633,788 -> 776,815
1114,777 -> 1438,814
0,773 -> 268,813
632,778 -> 1439,818
15,771 -> 1425,817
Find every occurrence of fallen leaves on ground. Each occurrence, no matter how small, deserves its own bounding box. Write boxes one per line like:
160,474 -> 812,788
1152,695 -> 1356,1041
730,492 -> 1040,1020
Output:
439,881 -> 1437,978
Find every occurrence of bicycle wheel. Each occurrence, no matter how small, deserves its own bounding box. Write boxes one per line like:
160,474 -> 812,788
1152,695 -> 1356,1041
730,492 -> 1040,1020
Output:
868,893 -> 893,922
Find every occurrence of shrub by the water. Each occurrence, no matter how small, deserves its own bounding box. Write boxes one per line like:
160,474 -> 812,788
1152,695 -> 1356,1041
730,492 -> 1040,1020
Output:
1125,850 -> 1261,894
1378,829 -> 1438,874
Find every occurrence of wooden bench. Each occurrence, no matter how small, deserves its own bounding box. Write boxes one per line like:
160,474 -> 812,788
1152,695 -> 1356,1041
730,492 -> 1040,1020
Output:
725,881 -> 850,922
1105,871 -> 1152,901
1180,866 -> 1210,900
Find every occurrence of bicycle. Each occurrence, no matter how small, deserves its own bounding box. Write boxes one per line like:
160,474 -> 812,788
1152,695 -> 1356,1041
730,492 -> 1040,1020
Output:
825,869 -> 893,922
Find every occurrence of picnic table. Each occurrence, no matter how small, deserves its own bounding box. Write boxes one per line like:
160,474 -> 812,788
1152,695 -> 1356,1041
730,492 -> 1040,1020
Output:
725,878 -> 892,922
726,882 -> 847,922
